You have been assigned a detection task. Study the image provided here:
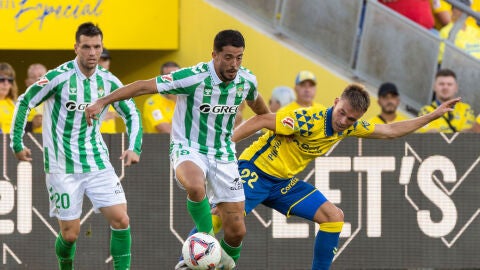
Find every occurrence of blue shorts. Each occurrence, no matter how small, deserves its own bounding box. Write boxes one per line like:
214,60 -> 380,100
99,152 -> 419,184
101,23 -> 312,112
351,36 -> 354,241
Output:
238,160 -> 327,221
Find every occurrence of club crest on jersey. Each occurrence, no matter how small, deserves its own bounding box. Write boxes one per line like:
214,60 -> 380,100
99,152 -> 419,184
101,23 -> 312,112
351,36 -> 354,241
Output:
161,74 -> 173,82
281,117 -> 295,130
236,87 -> 243,98
36,77 -> 49,86
98,87 -> 105,97
204,88 -> 212,96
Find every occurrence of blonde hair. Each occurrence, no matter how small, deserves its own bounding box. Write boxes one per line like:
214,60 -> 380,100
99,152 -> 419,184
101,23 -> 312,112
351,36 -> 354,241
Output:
0,62 -> 18,101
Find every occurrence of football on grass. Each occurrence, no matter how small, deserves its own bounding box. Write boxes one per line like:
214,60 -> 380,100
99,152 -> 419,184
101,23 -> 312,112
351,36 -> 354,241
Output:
182,232 -> 221,270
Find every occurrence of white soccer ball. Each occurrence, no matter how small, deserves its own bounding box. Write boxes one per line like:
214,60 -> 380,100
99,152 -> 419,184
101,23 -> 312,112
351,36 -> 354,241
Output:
182,232 -> 222,270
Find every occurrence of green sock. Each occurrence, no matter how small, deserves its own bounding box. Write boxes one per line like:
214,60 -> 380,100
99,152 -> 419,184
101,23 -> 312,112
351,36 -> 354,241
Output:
111,226 -> 131,270
220,238 -> 242,262
187,197 -> 214,235
55,234 -> 76,270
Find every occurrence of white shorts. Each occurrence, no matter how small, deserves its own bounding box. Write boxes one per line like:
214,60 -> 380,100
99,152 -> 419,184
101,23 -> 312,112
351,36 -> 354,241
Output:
46,168 -> 126,220
170,144 -> 244,204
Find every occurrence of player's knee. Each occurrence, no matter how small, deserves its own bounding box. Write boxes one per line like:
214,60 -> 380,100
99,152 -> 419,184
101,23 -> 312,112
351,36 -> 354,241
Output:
224,222 -> 246,244
61,230 -> 79,243
111,213 -> 130,229
331,207 -> 344,222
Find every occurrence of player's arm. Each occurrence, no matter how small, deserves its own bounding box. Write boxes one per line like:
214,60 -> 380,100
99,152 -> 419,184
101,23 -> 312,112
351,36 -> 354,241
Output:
86,79 -> 157,125
246,94 -> 270,115
232,113 -> 276,142
367,97 -> 460,139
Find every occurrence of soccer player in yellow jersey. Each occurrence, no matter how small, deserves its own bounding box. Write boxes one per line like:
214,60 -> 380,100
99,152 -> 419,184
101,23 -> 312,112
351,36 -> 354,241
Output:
232,84 -> 459,270
143,61 -> 179,133
369,82 -> 408,125
418,69 -> 475,133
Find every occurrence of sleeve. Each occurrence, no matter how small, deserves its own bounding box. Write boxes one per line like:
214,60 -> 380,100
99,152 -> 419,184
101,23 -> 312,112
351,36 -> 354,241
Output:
109,78 -> 143,155
10,77 -> 56,153
274,108 -> 298,136
155,67 -> 197,96
245,80 -> 258,101
350,119 -> 375,138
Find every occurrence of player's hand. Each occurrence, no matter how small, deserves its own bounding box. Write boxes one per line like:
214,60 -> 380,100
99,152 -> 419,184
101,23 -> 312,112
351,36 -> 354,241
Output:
120,150 -> 140,167
434,97 -> 461,117
15,148 -> 32,161
85,101 -> 105,126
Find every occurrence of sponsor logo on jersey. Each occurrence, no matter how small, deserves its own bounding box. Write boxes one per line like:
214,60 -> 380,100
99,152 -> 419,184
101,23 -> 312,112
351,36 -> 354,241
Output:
204,88 -> 212,96
36,77 -> 49,86
281,117 -> 294,129
65,101 -> 89,111
199,103 -> 238,114
161,74 -> 173,82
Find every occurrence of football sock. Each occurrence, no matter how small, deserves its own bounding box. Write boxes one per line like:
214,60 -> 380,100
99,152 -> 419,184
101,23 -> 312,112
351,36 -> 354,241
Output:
55,233 -> 76,270
110,226 -> 131,270
312,222 -> 344,270
220,238 -> 242,262
212,214 -> 223,234
187,196 -> 214,235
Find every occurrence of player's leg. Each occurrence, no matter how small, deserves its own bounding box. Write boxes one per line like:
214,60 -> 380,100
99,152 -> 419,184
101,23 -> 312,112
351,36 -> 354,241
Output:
56,219 -> 80,270
47,173 -> 84,270
86,168 -> 130,270
270,180 -> 343,270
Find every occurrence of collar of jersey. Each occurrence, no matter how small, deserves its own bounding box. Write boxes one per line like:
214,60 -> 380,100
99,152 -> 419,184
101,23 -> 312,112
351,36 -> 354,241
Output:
73,57 -> 97,81
325,106 -> 334,136
208,60 -> 240,86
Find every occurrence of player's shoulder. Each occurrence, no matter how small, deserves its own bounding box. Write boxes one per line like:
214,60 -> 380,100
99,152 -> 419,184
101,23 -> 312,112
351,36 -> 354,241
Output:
96,67 -> 122,85
238,66 -> 256,81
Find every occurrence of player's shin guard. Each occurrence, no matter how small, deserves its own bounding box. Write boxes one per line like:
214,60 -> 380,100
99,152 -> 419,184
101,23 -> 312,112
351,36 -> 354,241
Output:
312,222 -> 343,270
220,238 -> 242,262
55,234 -> 76,270
110,226 -> 131,270
187,196 -> 214,235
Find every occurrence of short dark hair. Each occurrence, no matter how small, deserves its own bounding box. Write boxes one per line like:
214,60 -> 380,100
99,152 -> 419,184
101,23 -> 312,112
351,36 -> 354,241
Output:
435,68 -> 457,80
341,83 -> 370,113
213,30 -> 245,52
161,61 -> 180,74
76,22 -> 103,43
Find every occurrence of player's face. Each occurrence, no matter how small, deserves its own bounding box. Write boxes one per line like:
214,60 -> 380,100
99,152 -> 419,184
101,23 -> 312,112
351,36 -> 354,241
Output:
378,94 -> 400,114
212,45 -> 244,83
294,80 -> 316,106
74,34 -> 103,75
331,98 -> 365,132
434,76 -> 457,102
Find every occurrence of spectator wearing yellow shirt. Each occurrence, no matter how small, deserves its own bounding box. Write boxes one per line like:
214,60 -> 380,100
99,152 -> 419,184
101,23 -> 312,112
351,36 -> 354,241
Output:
432,0 -> 452,30
369,82 -> 408,124
0,62 -> 18,134
438,0 -> 480,62
25,63 -> 47,134
98,47 -> 119,134
143,61 -> 180,134
418,69 -> 475,132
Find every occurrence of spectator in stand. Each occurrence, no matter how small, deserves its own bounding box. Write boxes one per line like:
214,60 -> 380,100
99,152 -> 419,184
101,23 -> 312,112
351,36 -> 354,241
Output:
98,47 -> 119,133
25,63 -> 48,134
268,86 -> 296,113
142,61 -> 180,134
379,0 -> 436,32
438,0 -> 480,62
0,62 -> 18,134
418,68 -> 475,133
281,70 -> 319,114
369,82 -> 408,124
432,0 -> 452,30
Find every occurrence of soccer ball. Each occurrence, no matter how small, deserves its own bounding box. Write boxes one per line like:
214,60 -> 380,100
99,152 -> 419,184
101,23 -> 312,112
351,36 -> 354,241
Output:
182,232 -> 222,270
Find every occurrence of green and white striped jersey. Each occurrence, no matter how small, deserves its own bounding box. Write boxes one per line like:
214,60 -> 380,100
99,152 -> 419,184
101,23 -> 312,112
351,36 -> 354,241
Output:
158,60 -> 258,161
10,59 -> 143,174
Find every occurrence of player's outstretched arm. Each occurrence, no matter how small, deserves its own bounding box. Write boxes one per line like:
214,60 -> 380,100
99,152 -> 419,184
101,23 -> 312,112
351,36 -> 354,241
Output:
85,79 -> 157,126
232,113 -> 276,142
246,94 -> 270,115
368,97 -> 461,139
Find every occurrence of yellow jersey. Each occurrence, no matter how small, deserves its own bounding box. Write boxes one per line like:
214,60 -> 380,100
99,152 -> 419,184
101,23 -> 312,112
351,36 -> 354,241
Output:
0,98 -> 15,134
99,105 -> 117,134
418,101 -> 475,133
142,94 -> 175,133
439,22 -> 480,62
368,114 -> 408,125
239,104 -> 375,179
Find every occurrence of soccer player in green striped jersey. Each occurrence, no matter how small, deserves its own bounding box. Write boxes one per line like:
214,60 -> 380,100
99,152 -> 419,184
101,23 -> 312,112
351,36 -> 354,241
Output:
10,22 -> 142,270
86,29 -> 270,269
